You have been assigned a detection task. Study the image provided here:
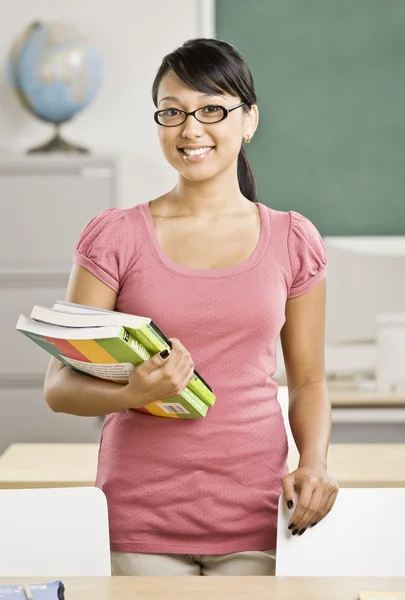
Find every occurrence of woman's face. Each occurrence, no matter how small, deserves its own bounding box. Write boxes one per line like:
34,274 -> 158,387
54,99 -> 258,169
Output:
155,71 -> 258,184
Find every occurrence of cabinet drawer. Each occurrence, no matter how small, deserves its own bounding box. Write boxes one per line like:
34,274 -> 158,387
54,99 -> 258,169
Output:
0,386 -> 101,455
0,283 -> 68,378
0,158 -> 116,269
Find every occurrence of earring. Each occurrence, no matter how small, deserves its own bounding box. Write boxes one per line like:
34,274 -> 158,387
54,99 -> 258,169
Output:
244,135 -> 252,144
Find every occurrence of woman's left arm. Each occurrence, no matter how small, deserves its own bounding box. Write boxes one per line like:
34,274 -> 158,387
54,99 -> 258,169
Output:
280,278 -> 339,535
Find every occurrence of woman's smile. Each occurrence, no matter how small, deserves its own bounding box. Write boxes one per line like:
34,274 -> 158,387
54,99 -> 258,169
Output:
178,145 -> 215,162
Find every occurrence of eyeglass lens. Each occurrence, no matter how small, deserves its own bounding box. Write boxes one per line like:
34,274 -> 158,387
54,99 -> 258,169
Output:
157,106 -> 225,126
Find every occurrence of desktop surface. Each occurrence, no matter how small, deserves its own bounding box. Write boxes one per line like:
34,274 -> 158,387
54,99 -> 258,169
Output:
0,442 -> 405,489
0,577 -> 404,600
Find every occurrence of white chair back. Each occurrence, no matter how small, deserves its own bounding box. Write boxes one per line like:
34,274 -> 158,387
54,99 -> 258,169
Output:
276,385 -> 295,447
276,487 -> 404,576
0,487 -> 111,576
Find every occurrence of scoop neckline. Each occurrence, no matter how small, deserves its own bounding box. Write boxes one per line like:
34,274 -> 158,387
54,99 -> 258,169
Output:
139,200 -> 270,278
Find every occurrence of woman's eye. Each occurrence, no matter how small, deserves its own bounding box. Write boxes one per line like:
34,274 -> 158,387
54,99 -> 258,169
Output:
201,105 -> 221,114
161,109 -> 181,117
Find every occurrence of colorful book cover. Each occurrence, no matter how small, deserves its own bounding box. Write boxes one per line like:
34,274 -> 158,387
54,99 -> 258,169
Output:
33,302 -> 216,408
130,322 -> 216,407
16,316 -> 210,419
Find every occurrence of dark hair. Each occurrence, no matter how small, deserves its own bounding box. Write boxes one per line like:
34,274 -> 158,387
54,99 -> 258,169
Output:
152,38 -> 258,203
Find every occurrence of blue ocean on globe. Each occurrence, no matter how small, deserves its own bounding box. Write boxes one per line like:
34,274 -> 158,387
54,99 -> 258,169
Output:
8,22 -> 103,124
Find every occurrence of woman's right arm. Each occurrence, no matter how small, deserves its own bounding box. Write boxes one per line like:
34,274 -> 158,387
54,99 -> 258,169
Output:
45,359 -> 138,416
44,265 -> 195,416
44,263 -> 134,416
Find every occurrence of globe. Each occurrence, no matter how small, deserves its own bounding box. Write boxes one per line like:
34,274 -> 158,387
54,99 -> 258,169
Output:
8,21 -> 103,153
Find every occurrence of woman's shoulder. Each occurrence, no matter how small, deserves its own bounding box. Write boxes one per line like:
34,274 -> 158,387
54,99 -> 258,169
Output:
73,203 -> 147,292
77,204 -> 145,244
85,203 -> 144,226
260,204 -> 327,297
260,204 -> 322,242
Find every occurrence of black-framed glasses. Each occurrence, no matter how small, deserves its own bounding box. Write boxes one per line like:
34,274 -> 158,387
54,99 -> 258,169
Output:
154,101 -> 246,127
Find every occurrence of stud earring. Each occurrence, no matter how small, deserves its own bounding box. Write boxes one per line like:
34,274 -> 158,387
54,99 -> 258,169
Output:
244,135 -> 252,144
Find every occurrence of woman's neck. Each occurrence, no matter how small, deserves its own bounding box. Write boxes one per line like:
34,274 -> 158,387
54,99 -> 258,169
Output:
166,169 -> 251,218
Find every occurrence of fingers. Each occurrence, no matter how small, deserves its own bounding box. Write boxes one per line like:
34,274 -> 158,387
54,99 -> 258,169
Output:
282,475 -> 296,511
137,338 -> 186,375
288,486 -> 323,535
143,338 -> 194,397
168,346 -> 195,396
287,482 -> 316,535
178,365 -> 195,394
287,477 -> 339,536
164,338 -> 192,373
312,482 -> 339,526
137,346 -> 171,378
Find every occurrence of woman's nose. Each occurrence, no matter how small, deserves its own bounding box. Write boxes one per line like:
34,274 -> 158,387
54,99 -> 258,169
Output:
181,114 -> 205,139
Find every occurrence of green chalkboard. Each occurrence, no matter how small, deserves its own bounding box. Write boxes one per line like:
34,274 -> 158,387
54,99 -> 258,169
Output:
216,0 -> 405,235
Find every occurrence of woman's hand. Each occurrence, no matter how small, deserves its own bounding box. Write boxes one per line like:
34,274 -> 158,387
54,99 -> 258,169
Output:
121,338 -> 195,409
282,464 -> 339,535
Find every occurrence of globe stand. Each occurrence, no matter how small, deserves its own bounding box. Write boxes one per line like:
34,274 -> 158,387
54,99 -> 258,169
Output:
27,124 -> 89,154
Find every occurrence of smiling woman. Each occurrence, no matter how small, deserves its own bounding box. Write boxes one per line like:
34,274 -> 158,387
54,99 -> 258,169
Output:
151,38 -> 259,199
154,101 -> 246,164
44,37 -> 336,578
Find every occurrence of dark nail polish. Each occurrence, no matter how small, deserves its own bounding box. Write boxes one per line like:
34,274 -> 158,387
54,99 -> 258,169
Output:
292,529 -> 299,535
288,523 -> 296,530
159,349 -> 170,359
310,522 -> 317,528
287,500 -> 294,509
298,528 -> 306,536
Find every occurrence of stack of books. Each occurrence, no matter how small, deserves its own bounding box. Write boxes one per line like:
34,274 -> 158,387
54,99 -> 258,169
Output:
15,301 -> 215,419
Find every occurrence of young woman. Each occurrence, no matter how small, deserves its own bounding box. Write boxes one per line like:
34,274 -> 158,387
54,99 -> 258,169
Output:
44,38 -> 338,576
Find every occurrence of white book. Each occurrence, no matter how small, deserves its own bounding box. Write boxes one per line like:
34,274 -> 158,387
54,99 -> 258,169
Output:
16,314 -> 125,340
30,303 -> 150,330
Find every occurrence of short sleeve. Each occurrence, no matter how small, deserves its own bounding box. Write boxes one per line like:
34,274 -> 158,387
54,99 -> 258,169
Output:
287,211 -> 327,298
73,208 -> 133,293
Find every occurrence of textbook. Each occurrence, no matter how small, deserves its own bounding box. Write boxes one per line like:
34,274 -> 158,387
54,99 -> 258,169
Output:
30,301 -> 216,407
0,580 -> 65,599
16,315 -> 212,419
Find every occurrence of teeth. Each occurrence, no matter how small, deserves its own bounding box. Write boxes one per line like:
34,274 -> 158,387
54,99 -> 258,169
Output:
183,147 -> 212,156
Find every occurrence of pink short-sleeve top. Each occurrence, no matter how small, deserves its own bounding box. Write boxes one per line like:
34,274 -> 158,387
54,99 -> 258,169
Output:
73,202 -> 327,554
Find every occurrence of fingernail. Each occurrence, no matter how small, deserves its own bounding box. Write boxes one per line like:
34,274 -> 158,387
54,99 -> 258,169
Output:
292,529 -> 299,535
288,523 -> 296,530
159,349 -> 170,359
287,500 -> 294,509
298,528 -> 306,536
310,522 -> 317,528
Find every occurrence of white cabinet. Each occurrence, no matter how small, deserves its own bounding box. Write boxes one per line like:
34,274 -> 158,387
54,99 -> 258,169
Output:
0,155 -> 117,453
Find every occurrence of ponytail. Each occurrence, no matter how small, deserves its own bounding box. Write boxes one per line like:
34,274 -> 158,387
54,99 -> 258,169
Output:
237,146 -> 258,203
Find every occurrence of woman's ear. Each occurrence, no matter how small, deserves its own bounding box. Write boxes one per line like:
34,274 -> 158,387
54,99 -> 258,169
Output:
244,104 -> 259,140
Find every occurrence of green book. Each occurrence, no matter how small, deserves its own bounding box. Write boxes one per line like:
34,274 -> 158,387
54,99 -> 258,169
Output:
31,301 -> 216,407
16,314 -> 211,419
